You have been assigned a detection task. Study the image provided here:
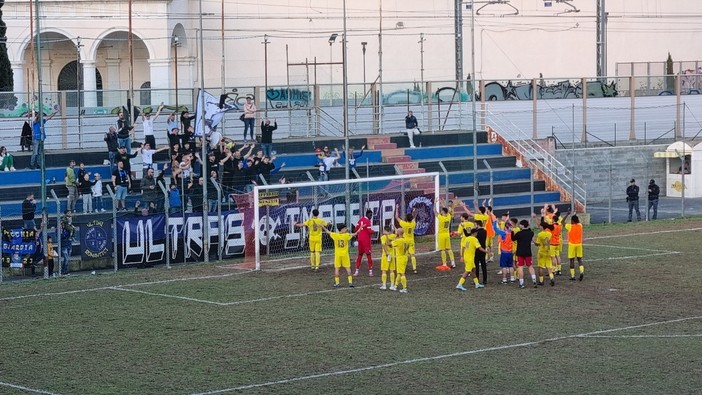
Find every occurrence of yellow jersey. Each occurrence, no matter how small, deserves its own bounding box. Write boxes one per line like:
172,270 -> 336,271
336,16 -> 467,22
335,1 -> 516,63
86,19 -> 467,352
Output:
398,219 -> 416,242
536,230 -> 551,256
329,232 -> 352,256
457,220 -> 475,240
461,235 -> 482,263
392,237 -> 409,260
381,233 -> 396,258
304,218 -> 327,241
437,213 -> 452,235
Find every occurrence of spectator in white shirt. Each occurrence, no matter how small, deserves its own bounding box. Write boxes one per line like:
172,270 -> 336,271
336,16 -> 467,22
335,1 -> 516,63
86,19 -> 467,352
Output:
141,103 -> 164,148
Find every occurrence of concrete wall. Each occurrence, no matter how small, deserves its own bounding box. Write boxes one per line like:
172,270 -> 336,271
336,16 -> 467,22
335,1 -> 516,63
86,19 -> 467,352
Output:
554,144 -> 668,204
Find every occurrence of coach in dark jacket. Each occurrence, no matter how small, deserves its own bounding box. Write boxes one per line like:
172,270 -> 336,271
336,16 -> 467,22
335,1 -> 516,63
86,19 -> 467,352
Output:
626,179 -> 641,222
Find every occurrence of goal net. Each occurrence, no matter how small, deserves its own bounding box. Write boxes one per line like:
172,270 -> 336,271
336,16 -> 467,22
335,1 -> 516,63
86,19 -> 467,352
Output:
251,172 -> 441,271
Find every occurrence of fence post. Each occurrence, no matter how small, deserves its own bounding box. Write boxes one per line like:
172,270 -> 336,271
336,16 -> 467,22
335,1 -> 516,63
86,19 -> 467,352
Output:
438,161 -> 450,202
50,189 -> 63,276
211,178 -> 223,262
105,185 -> 118,272
483,160 -> 494,203
608,162 -> 612,224
530,169 -> 534,217
158,181 -> 171,269
0,207 -> 3,283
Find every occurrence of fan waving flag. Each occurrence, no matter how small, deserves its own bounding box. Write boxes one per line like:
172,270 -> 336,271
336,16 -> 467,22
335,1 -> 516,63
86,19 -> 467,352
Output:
194,89 -> 239,137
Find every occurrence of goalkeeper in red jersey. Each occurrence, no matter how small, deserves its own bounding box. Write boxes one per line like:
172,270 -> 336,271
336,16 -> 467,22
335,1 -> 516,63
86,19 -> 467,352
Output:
354,209 -> 375,277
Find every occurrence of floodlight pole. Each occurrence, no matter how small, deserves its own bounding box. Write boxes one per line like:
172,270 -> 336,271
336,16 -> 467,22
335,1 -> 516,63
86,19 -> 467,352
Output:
470,0 -> 478,197
342,0 -> 351,227
198,0 -> 209,263
34,0 -> 48,272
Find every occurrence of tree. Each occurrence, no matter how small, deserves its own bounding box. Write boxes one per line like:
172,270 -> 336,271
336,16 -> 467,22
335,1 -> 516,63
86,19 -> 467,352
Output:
666,52 -> 675,92
0,1 -> 17,109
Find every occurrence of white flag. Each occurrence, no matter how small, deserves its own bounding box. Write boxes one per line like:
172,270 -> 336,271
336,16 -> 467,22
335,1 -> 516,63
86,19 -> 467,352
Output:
194,89 -> 238,137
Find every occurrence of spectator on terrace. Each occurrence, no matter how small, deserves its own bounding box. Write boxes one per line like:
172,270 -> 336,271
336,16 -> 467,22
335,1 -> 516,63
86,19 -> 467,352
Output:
243,97 -> 257,143
207,170 -> 219,212
104,126 -> 119,167
260,118 -> 277,158
181,110 -> 196,134
207,127 -> 223,151
65,160 -> 78,212
340,145 -> 366,172
140,103 -> 164,149
167,127 -> 181,148
59,218 -> 74,275
78,172 -> 93,213
30,111 -> 57,169
92,173 -> 105,213
139,142 -> 168,176
141,167 -> 158,208
116,111 -> 135,154
259,155 -> 285,184
112,160 -> 131,211
22,192 -> 37,230
404,110 -> 420,148
116,145 -> 138,183
168,182 -> 182,214
188,177 -> 205,212
0,146 -> 16,171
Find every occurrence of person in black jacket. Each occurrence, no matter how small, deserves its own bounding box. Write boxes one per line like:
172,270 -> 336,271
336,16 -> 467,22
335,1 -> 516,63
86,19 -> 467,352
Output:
512,220 -> 537,288
104,126 -> 119,168
626,179 -> 641,222
474,220 -> 488,286
647,179 -> 660,220
260,119 -> 277,158
22,193 -> 37,229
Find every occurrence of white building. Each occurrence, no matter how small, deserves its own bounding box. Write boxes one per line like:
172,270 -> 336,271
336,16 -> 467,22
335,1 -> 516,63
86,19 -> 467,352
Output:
4,0 -> 702,108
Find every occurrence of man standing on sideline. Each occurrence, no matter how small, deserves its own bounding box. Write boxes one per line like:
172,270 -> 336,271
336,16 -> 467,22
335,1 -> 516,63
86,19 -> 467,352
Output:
404,110 -> 420,148
647,179 -> 660,220
116,111 -> 135,154
626,178 -> 641,222
354,209 -> 375,277
30,110 -> 57,169
260,118 -> 277,158
65,160 -> 78,212
22,193 -> 37,230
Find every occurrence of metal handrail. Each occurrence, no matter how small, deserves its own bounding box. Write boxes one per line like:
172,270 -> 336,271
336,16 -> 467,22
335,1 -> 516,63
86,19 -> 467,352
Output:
484,109 -> 587,211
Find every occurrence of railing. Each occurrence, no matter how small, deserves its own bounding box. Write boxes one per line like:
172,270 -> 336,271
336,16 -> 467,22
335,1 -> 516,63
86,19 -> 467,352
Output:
484,109 -> 587,212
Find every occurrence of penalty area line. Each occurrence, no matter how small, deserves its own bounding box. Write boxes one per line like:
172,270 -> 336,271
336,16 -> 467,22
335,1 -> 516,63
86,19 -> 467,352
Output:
580,334 -> 702,339
0,380 -> 61,395
191,315 -> 702,394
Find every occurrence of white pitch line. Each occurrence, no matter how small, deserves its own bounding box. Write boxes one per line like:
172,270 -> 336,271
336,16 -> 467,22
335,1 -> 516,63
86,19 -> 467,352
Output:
588,251 -> 680,262
108,287 -> 229,306
586,227 -> 702,241
580,334 -> 702,339
0,380 -> 61,395
585,243 -> 676,253
191,315 -> 702,394
0,271 -> 253,302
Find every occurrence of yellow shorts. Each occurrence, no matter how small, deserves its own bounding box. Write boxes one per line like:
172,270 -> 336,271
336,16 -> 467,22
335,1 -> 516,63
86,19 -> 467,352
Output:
380,254 -> 396,271
334,255 -> 350,269
406,240 -> 416,255
568,244 -> 583,259
486,237 -> 493,248
549,245 -> 561,257
309,239 -> 322,253
538,254 -> 552,268
396,257 -> 408,274
438,233 -> 451,250
464,259 -> 476,272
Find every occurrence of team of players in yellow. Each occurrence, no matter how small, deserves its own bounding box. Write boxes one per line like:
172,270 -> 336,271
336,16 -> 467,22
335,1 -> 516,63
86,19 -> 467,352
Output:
296,200 -> 585,292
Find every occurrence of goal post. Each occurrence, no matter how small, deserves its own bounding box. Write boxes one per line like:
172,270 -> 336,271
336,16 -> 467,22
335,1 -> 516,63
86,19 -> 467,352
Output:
252,172 -> 441,270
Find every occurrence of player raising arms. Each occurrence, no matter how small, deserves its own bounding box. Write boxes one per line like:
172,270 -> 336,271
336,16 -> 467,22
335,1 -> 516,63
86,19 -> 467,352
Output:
562,211 -> 585,281
473,199 -> 496,263
435,198 -> 456,269
550,212 -> 563,276
390,228 -> 410,293
395,204 -> 418,274
456,227 -> 487,291
380,225 -> 397,290
511,219 -> 538,288
294,208 -> 327,271
492,214 -> 516,284
534,219 -> 555,286
354,209 -> 375,277
322,222 -> 365,288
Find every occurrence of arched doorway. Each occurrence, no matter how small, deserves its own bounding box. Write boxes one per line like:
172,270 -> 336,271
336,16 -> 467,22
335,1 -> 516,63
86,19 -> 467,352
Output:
140,81 -> 151,105
57,60 -> 104,107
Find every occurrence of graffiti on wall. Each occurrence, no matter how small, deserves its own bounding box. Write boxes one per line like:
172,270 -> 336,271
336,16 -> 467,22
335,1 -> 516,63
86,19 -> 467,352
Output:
481,79 -> 618,101
266,87 -> 310,109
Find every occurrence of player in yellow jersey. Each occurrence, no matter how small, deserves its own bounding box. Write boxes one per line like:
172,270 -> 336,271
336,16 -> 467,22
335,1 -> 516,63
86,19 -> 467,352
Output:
473,198 -> 496,262
294,208 -> 328,271
322,223 -> 365,288
435,198 -> 456,268
456,227 -> 488,291
534,221 -> 555,286
395,204 -> 417,273
562,211 -> 585,281
379,225 -> 397,290
390,228 -> 410,293
456,202 -> 476,243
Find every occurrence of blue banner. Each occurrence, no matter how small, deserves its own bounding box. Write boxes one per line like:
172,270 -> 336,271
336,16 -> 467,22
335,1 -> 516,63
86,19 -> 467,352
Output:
80,219 -> 113,261
2,228 -> 37,268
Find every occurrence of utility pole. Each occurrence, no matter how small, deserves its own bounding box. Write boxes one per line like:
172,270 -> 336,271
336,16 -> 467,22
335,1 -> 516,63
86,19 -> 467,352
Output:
454,0 -> 464,86
419,33 -> 425,93
596,0 -> 607,78
76,36 -> 83,145
361,41 -> 367,94
262,34 -> 270,118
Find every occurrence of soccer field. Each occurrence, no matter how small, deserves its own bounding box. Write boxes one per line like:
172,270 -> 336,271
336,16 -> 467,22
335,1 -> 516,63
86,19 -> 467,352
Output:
1,218 -> 702,395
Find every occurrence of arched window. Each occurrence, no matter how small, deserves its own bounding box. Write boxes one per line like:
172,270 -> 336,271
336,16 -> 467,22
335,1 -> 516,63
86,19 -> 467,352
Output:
57,61 -> 103,107
140,81 -> 151,105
